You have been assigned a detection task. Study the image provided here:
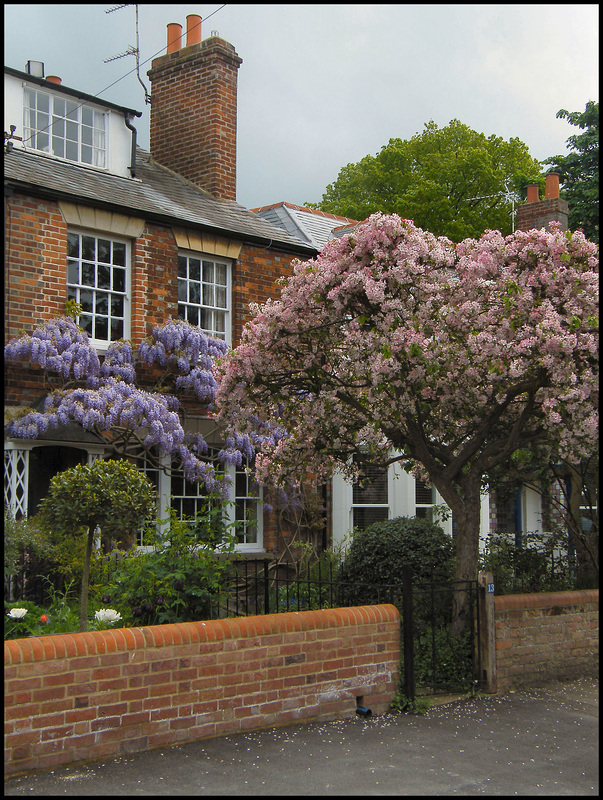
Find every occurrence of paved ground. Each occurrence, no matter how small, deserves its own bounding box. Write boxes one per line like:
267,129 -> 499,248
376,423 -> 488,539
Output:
4,677 -> 598,796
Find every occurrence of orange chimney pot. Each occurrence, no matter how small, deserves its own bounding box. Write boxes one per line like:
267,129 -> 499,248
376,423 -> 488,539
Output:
186,14 -> 202,46
526,185 -> 539,203
166,23 -> 183,54
46,75 -> 62,85
545,173 -> 560,199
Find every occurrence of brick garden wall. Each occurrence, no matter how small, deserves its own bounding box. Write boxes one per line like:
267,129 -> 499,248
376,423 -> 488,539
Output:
493,590 -> 598,691
4,604 -> 400,777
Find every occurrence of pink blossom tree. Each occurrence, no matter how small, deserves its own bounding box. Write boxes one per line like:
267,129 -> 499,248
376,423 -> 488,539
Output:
215,213 -> 598,627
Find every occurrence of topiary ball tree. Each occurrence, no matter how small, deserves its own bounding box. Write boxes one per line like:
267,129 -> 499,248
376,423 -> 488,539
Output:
38,459 -> 157,631
339,516 -> 454,607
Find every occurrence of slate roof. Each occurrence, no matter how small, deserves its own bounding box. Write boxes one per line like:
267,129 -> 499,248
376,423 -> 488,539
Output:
250,202 -> 358,250
4,146 -> 317,255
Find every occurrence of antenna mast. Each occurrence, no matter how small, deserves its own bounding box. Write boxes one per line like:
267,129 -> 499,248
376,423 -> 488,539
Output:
465,184 -> 518,233
104,4 -> 151,104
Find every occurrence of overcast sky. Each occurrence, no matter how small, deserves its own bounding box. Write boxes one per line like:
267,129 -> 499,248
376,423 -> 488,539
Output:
4,3 -> 599,210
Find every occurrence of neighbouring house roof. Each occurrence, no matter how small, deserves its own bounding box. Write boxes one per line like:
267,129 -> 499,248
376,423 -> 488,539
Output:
4,147 -> 318,256
251,202 -> 358,250
4,65 -> 143,119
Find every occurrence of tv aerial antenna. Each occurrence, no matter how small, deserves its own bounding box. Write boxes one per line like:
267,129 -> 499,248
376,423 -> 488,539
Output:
465,183 -> 519,232
104,4 -> 151,105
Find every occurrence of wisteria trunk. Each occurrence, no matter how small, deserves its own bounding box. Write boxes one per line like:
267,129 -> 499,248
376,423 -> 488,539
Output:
79,528 -> 95,632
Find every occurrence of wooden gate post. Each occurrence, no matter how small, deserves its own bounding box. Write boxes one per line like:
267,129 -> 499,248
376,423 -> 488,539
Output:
477,571 -> 497,693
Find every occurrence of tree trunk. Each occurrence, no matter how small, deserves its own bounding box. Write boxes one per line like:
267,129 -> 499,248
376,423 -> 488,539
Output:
79,527 -> 95,632
435,479 -> 483,637
566,463 -> 598,588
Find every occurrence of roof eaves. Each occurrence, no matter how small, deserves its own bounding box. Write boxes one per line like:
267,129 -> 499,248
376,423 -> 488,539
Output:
4,164 -> 316,257
4,65 -> 142,118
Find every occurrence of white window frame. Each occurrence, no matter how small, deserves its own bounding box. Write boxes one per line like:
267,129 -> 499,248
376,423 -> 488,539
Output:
177,252 -> 232,345
350,461 -> 390,530
332,455 -> 455,550
3,440 -> 106,519
66,229 -> 131,349
415,478 -> 436,521
165,459 -> 263,553
22,84 -> 107,168
226,466 -> 263,552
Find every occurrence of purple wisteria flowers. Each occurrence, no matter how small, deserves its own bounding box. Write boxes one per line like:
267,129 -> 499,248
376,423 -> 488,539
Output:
4,317 -> 246,491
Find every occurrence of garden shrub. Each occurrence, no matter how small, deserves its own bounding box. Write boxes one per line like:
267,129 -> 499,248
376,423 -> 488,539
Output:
4,511 -> 86,605
337,516 -> 455,607
93,509 -> 239,626
479,530 -> 575,594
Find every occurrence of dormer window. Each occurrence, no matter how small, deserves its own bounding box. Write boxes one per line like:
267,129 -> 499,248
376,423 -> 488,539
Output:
23,86 -> 106,167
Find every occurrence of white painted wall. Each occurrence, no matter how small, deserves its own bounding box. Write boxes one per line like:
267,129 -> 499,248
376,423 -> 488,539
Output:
4,69 -> 134,178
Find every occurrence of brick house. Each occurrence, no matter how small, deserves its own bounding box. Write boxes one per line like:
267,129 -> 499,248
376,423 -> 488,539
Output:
3,13 -> 582,564
4,17 -> 317,556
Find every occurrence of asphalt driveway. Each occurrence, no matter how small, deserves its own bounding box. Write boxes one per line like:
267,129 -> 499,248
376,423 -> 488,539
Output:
4,677 -> 598,796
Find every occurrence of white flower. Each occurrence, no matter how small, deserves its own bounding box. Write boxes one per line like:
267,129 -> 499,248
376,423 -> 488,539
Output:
94,608 -> 122,624
7,607 -> 28,619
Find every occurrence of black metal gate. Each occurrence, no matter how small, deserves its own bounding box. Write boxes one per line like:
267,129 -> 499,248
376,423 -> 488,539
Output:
402,573 -> 480,699
210,559 -> 480,701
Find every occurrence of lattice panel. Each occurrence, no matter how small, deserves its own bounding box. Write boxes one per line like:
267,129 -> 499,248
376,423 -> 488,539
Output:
4,449 -> 29,518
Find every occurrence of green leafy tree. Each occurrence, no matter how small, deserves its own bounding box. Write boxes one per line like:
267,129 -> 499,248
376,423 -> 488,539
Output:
38,459 -> 157,631
545,101 -> 599,243
308,120 -> 542,240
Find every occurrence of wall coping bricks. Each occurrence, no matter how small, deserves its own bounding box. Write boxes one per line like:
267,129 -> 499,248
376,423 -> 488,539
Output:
5,606 -> 400,776
494,589 -> 598,612
5,605 -> 399,666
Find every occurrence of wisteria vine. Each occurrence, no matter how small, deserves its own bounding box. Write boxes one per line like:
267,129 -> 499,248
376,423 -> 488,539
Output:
4,317 -> 249,491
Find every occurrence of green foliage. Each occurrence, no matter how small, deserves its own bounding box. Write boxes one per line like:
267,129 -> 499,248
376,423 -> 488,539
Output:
544,101 -> 599,243
4,579 -> 124,640
479,531 -> 575,594
338,516 -> 455,606
390,692 -> 431,715
38,459 -> 157,551
5,512 -> 46,581
4,511 -> 86,600
309,119 -> 542,240
412,625 -> 473,690
94,510 -> 238,626
269,545 -> 344,612
37,458 -> 158,631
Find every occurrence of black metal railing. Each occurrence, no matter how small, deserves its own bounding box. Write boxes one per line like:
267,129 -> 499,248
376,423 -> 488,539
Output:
209,559 -> 479,699
5,554 -> 479,700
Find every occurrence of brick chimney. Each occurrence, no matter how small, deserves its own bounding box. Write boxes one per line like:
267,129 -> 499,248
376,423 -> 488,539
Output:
147,15 -> 242,201
515,173 -> 569,232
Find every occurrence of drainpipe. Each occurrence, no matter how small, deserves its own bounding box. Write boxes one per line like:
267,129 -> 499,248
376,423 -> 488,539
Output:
124,113 -> 137,177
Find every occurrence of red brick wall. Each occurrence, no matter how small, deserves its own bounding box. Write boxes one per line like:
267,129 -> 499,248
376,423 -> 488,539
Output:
131,224 -> 179,341
3,190 -> 302,403
4,195 -> 67,341
3,188 -> 307,552
147,39 -> 242,200
493,590 -> 598,691
515,198 -> 569,232
4,605 -> 400,776
233,244 -> 300,342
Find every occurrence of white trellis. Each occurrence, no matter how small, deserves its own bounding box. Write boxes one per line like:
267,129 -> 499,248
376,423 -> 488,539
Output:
4,446 -> 29,518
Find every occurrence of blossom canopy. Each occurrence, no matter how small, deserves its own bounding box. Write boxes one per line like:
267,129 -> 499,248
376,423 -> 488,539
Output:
216,213 -> 598,491
215,213 -> 598,587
